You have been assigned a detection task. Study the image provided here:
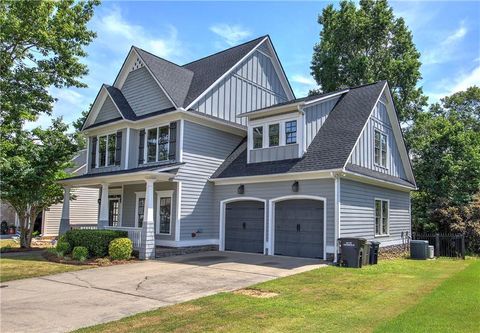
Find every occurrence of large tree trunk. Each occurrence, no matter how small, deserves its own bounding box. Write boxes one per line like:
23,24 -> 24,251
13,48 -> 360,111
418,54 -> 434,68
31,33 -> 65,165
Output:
18,207 -> 37,249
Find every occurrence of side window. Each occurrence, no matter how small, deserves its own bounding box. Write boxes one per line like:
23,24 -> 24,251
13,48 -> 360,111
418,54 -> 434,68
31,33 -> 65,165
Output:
136,195 -> 145,228
285,120 -> 297,144
374,130 -> 388,167
98,136 -> 107,167
269,124 -> 279,147
375,199 -> 389,236
143,125 -> 170,164
253,126 -> 263,149
96,132 -> 120,168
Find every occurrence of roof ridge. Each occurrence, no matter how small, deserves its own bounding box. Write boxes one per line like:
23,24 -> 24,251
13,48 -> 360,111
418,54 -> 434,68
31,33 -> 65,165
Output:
181,35 -> 267,67
133,46 -> 194,75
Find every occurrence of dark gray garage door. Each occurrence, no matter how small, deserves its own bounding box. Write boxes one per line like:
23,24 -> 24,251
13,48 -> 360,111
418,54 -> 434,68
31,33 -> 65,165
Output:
274,199 -> 324,259
225,201 -> 264,254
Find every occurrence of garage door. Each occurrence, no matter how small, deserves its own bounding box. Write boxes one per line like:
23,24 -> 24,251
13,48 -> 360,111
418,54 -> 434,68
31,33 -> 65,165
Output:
274,199 -> 324,259
225,201 -> 264,254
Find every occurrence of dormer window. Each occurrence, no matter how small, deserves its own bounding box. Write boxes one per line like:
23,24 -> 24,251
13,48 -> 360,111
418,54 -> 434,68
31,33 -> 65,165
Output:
269,124 -> 279,147
253,126 -> 263,149
285,120 -> 297,144
374,129 -> 388,168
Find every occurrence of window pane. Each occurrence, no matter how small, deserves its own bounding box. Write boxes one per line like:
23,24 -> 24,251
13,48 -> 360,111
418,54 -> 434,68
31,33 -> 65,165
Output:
375,200 -> 382,234
159,197 -> 171,234
99,136 -> 107,167
382,201 -> 389,234
381,134 -> 387,167
147,128 -> 157,163
108,135 -> 116,166
253,126 -> 263,149
157,126 -> 169,160
285,120 -> 297,144
374,131 -> 380,165
269,124 -> 279,147
137,198 -> 145,228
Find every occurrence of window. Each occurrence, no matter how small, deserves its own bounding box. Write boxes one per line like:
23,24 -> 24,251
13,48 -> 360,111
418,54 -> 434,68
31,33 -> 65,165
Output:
145,125 -> 169,163
136,195 -> 145,228
374,130 -> 388,167
285,120 -> 297,144
98,133 -> 118,167
108,195 -> 121,227
375,199 -> 389,236
269,124 -> 279,147
156,191 -> 173,235
253,126 -> 263,149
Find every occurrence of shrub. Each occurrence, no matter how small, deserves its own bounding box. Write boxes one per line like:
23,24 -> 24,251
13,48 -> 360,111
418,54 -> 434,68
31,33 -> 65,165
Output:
72,246 -> 89,261
109,238 -> 133,260
56,241 -> 71,256
64,229 -> 127,258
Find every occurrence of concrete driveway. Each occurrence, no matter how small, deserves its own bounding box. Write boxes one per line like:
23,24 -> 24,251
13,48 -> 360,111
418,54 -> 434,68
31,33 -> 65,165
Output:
0,251 -> 326,333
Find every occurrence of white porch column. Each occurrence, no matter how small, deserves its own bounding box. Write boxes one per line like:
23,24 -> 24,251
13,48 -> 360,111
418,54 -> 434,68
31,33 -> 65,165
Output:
98,183 -> 109,228
59,186 -> 71,236
140,178 -> 155,260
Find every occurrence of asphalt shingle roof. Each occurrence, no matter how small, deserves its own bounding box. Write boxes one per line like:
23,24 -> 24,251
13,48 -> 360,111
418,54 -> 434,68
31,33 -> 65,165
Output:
104,85 -> 136,121
212,81 -> 389,179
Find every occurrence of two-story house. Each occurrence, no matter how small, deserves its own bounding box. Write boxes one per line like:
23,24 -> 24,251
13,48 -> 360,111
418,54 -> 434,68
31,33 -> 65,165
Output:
60,35 -> 416,260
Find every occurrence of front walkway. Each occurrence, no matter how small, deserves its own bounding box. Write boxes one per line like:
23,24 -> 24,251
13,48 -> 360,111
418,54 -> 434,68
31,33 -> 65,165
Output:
0,251 -> 326,333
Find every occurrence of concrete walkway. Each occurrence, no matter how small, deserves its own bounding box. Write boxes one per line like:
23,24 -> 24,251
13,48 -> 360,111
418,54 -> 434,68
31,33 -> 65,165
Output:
0,251 -> 326,333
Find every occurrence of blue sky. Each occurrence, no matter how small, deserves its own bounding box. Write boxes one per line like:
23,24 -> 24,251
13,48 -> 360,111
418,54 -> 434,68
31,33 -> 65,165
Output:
36,1 -> 480,129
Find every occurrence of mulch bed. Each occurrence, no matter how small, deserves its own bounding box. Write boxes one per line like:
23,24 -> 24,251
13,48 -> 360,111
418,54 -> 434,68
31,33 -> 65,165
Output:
42,251 -> 139,267
1,247 -> 47,254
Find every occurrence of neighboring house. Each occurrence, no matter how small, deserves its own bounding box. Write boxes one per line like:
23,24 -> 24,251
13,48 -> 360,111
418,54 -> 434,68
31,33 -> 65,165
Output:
60,35 -> 416,260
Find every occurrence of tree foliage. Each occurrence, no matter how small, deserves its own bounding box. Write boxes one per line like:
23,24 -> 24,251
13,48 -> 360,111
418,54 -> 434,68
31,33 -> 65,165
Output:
72,108 -> 90,150
310,0 -> 427,122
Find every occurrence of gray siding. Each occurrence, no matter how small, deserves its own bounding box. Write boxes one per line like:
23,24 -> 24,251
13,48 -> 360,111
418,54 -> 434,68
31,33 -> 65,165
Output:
94,96 -> 121,124
348,101 -> 407,179
191,50 -> 289,126
121,67 -> 173,116
304,97 -> 339,149
214,179 -> 336,251
176,121 -> 243,240
122,182 -> 177,240
43,187 -> 99,236
340,179 -> 411,246
249,144 -> 298,163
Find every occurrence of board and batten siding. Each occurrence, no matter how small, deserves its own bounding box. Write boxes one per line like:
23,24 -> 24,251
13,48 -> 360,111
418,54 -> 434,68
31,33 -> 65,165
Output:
348,101 -> 407,179
121,66 -> 173,116
304,97 -> 340,149
214,178 -> 336,253
190,50 -> 289,126
175,121 -> 243,241
250,144 -> 298,163
43,187 -> 99,236
340,179 -> 411,246
94,96 -> 121,124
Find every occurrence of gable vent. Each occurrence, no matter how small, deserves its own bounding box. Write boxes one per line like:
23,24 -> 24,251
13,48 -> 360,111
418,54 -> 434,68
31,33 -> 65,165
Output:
131,57 -> 144,71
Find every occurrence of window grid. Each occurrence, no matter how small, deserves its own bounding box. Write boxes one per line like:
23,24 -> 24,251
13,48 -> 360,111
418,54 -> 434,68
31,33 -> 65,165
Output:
285,120 -> 297,144
159,197 -> 171,234
137,197 -> 145,228
145,125 -> 169,163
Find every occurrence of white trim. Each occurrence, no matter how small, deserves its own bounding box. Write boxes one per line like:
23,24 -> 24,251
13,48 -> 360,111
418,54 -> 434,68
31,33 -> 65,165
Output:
334,176 -> 340,263
374,198 -> 390,237
373,128 -> 389,169
134,191 -> 146,228
124,128 -> 130,170
342,170 -> 415,191
96,132 -> 118,168
303,90 -> 349,106
85,139 -> 90,171
268,195 -> 327,258
175,181 -> 182,241
156,238 -> 219,247
178,119 -> 184,163
211,169 -> 339,185
143,123 -> 170,165
156,190 -> 174,235
219,197 -> 267,253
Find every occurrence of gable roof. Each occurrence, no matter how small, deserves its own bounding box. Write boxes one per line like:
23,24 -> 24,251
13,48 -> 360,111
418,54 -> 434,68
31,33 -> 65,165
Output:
211,81 -> 417,186
104,85 -> 136,121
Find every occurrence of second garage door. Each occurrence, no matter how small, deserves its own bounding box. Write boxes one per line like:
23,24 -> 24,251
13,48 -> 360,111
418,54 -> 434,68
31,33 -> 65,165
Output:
225,201 -> 265,254
274,199 -> 324,259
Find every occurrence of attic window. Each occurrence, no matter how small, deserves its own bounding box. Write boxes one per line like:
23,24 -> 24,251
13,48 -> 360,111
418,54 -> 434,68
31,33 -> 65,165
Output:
374,129 -> 388,168
132,57 -> 144,71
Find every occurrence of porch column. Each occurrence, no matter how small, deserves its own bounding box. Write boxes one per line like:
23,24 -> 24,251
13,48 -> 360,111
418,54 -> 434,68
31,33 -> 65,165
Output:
59,186 -> 70,236
98,183 -> 109,228
140,178 -> 155,260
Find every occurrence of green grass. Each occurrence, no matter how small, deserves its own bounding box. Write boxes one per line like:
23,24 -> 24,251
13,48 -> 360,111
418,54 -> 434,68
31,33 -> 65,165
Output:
0,239 -> 19,251
0,252 -> 90,282
76,259 -> 475,333
376,258 -> 480,332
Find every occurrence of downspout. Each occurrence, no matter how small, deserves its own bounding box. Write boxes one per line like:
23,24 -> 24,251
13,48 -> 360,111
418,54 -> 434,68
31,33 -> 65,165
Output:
332,169 -> 345,263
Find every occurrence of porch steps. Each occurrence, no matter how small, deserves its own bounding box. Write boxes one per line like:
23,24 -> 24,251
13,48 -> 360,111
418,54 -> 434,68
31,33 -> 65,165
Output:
155,245 -> 219,258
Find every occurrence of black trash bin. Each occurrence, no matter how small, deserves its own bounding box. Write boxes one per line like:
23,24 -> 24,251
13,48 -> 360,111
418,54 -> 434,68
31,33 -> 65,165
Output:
338,238 -> 367,268
369,241 -> 380,264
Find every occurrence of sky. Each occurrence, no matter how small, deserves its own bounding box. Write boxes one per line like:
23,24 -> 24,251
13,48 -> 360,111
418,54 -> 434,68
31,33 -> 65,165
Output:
34,0 -> 480,130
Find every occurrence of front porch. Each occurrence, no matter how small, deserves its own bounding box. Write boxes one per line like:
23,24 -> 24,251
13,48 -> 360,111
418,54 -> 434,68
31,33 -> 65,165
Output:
59,167 -> 180,259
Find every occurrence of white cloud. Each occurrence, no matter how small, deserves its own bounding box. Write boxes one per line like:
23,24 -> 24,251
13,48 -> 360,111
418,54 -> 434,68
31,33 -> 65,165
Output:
422,22 -> 468,65
426,65 -> 480,102
291,74 -> 316,86
210,23 -> 252,46
290,74 -> 319,97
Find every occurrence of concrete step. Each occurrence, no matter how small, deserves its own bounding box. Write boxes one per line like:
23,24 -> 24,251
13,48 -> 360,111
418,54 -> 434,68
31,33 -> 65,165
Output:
155,245 -> 219,258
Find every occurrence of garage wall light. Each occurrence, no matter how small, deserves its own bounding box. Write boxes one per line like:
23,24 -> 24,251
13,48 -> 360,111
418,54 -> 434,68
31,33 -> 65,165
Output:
237,185 -> 245,194
292,181 -> 299,192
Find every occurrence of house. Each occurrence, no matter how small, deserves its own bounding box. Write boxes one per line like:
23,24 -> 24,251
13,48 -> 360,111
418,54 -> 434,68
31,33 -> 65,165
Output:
60,35 -> 416,260
1,150 -> 98,236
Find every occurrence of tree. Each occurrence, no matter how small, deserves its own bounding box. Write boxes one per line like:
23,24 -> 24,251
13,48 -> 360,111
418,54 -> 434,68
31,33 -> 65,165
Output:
0,0 -> 99,136
71,108 -> 90,150
0,119 -> 77,248
310,0 -> 427,122
409,87 -> 480,232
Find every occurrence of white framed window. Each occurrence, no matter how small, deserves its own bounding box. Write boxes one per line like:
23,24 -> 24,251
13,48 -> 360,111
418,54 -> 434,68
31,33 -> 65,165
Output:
252,126 -> 263,149
374,129 -> 388,168
97,133 -> 118,168
144,125 -> 169,163
375,199 -> 389,236
156,190 -> 173,235
134,192 -> 146,228
285,120 -> 297,144
269,124 -> 280,147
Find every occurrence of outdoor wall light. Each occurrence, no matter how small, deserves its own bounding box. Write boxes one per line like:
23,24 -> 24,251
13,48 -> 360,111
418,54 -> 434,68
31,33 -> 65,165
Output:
292,181 -> 299,192
237,184 -> 245,194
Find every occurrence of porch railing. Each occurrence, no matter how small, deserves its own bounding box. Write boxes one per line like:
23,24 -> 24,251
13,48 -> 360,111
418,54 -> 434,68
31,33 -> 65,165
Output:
70,224 -> 97,230
104,226 -> 143,250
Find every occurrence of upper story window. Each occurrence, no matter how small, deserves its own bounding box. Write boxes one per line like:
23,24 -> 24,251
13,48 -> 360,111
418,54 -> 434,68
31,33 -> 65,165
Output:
374,130 -> 388,168
375,199 -> 389,236
269,124 -> 279,147
146,125 -> 169,163
285,120 -> 297,144
95,132 -> 122,168
253,126 -> 263,149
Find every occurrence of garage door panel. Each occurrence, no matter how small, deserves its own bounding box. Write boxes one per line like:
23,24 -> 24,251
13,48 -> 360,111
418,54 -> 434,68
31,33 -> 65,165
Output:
225,201 -> 264,254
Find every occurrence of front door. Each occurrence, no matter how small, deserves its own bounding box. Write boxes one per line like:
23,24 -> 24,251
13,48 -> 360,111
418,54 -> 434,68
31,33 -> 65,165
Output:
108,195 -> 121,227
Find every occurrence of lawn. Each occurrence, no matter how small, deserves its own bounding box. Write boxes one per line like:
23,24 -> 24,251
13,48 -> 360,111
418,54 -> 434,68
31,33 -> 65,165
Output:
0,251 -> 90,283
77,258 -> 477,333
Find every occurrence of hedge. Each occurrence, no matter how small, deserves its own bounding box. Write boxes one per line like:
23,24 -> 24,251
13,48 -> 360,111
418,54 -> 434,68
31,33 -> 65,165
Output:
109,238 -> 133,260
56,241 -> 71,256
72,246 -> 89,261
63,229 -> 128,258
